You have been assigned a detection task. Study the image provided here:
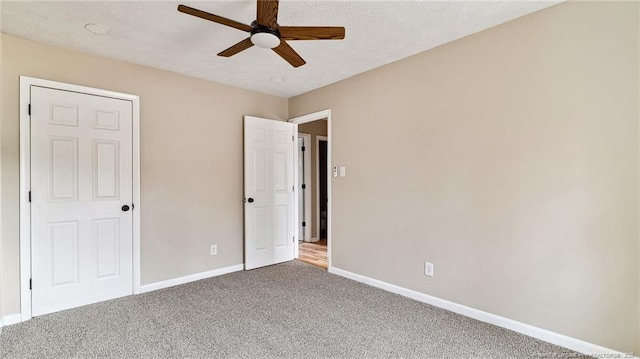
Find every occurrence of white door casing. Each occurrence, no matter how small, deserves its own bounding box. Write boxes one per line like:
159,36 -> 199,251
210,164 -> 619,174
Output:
244,116 -> 296,270
30,85 -> 134,316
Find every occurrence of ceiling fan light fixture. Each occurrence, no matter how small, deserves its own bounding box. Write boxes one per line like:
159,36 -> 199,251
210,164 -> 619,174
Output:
251,32 -> 281,49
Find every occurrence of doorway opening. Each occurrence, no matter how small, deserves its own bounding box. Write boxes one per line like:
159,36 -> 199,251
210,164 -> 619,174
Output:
318,137 -> 328,241
290,111 -> 331,270
298,133 -> 312,243
298,134 -> 328,269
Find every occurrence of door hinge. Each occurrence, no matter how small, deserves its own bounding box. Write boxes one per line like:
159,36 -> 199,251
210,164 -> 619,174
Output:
292,186 -> 294,192
302,221 -> 306,227
293,236 -> 295,242
29,278 -> 32,290
28,104 -> 31,116
28,191 -> 31,202
301,146 -> 306,152
301,184 -> 306,189
292,135 -> 294,141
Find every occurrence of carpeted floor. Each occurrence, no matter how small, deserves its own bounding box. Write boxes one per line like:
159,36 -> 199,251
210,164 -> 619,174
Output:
1,261 -> 588,358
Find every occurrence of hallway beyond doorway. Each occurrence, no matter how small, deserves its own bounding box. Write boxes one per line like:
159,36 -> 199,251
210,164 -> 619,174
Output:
298,239 -> 327,269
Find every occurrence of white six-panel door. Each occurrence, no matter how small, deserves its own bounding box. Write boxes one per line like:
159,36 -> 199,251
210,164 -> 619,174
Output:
30,86 -> 133,316
244,116 -> 296,270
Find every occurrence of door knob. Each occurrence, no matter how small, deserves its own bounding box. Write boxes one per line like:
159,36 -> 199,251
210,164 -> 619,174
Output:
122,205 -> 130,212
247,198 -> 254,203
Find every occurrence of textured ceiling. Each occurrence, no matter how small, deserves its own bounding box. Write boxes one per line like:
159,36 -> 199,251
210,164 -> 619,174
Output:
1,1 -> 559,98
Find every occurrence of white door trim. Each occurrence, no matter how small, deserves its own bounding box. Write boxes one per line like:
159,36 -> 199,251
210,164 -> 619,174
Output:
298,133 -> 312,242
289,110 -> 332,270
315,135 -> 328,241
293,125 -> 299,258
19,76 -> 141,322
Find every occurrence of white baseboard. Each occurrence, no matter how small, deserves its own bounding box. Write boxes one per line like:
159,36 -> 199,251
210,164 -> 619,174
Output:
1,314 -> 23,327
329,267 -> 635,358
140,264 -> 244,293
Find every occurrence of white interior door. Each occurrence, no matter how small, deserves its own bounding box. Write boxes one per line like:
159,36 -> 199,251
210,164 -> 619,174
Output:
244,116 -> 296,270
31,86 -> 133,316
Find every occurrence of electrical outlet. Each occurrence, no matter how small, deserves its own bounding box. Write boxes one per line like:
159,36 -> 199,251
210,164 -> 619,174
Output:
425,262 -> 434,277
210,245 -> 217,256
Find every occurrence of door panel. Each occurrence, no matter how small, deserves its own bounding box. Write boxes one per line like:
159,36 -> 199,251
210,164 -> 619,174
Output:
31,86 -> 133,316
94,218 -> 120,279
93,140 -> 120,200
49,137 -> 78,201
49,103 -> 78,126
94,110 -> 120,130
49,221 -> 79,286
274,205 -> 288,247
253,207 -> 268,251
244,116 -> 296,270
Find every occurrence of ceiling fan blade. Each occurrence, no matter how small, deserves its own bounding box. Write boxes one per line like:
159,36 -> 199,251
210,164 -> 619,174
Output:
273,41 -> 306,68
217,38 -> 254,57
280,26 -> 345,41
256,0 -> 279,29
178,4 -> 252,32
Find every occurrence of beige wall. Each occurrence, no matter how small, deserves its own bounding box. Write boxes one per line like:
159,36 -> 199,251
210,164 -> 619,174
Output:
0,34 -> 288,317
298,120 -> 327,238
290,1 -> 639,354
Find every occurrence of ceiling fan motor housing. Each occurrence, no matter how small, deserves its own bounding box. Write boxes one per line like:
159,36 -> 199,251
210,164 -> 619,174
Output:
250,21 -> 281,48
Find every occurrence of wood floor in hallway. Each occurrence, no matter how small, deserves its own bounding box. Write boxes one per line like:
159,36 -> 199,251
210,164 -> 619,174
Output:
298,239 -> 327,269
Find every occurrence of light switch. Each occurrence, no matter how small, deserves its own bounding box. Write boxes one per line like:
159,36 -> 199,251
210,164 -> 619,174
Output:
339,166 -> 346,177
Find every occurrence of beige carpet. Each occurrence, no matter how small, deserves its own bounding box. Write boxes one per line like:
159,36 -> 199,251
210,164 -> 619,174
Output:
0,261 -> 588,358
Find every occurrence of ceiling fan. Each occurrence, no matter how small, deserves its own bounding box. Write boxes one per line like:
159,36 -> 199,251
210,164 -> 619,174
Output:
177,0 -> 345,68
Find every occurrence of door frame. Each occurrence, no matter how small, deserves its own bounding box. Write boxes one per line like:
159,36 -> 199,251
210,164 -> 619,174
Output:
19,76 -> 141,322
315,135 -> 328,241
298,133 -> 312,242
289,110 -> 332,270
